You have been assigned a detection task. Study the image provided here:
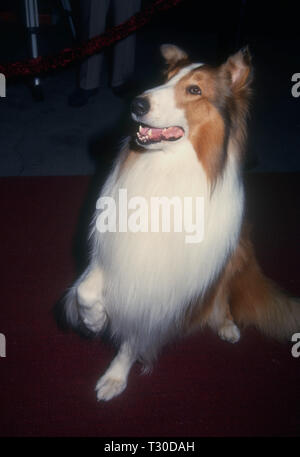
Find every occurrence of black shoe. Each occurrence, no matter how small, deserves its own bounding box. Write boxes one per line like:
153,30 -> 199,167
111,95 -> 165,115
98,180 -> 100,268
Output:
68,88 -> 98,107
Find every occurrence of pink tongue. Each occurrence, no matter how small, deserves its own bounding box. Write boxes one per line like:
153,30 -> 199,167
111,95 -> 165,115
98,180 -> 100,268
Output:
163,126 -> 183,139
140,126 -> 183,140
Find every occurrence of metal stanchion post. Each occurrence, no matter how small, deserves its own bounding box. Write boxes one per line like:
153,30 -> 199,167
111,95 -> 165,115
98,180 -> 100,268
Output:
24,0 -> 44,100
60,0 -> 76,39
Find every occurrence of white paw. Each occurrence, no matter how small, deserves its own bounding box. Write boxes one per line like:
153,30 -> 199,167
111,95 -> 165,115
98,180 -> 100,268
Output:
218,322 -> 240,343
80,305 -> 107,333
95,374 -> 127,401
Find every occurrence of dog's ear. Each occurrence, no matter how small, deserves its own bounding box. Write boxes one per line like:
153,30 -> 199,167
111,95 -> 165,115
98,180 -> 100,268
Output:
221,46 -> 252,91
160,44 -> 188,66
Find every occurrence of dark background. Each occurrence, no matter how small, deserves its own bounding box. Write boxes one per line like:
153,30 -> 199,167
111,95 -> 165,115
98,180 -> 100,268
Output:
0,0 -> 299,176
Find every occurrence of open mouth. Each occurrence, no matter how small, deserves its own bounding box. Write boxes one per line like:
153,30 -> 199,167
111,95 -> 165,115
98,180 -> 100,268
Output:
136,124 -> 185,145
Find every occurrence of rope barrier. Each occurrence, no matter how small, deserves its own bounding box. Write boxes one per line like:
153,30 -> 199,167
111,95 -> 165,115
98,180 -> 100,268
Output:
0,0 -> 187,80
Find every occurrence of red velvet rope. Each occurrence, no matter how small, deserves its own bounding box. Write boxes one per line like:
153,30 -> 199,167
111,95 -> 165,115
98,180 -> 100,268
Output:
0,0 -> 186,80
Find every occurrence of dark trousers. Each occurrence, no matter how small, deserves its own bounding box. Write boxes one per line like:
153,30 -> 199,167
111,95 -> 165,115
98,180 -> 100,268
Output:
79,0 -> 141,90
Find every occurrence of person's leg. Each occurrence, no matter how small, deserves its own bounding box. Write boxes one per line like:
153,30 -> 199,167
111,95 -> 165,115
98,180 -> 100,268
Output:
79,0 -> 111,90
111,0 -> 141,88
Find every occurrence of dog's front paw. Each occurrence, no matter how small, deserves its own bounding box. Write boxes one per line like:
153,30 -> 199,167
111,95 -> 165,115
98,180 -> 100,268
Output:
80,305 -> 108,333
218,322 -> 240,343
95,374 -> 127,401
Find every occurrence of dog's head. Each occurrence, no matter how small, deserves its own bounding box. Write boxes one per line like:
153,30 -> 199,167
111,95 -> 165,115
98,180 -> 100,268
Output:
131,44 -> 252,170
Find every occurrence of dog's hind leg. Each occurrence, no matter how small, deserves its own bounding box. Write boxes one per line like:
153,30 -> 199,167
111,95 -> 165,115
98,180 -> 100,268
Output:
215,303 -> 241,343
199,258 -> 241,343
207,287 -> 241,343
184,280 -> 241,343
76,264 -> 108,333
196,284 -> 240,343
96,341 -> 136,401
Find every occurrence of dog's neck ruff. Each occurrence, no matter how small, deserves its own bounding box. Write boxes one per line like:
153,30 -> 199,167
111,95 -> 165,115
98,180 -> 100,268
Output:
91,138 -> 244,361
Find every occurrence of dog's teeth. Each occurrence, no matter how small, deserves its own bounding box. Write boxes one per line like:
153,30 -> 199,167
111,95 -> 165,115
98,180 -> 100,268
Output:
139,125 -> 142,133
149,129 -> 152,137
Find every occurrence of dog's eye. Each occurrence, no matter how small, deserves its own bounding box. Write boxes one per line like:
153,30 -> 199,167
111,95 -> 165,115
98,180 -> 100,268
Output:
187,85 -> 201,95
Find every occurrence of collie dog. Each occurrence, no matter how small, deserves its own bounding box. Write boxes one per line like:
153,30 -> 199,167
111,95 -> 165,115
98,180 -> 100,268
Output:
65,44 -> 300,401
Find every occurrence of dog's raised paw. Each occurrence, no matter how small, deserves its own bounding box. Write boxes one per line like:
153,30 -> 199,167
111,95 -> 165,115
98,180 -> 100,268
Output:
81,306 -> 107,333
218,322 -> 240,343
95,375 -> 127,401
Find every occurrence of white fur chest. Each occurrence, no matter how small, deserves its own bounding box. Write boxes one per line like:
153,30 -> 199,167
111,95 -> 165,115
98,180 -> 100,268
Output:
90,139 -> 244,355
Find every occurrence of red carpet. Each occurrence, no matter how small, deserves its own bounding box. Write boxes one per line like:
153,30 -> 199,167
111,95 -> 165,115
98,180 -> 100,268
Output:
0,173 -> 299,437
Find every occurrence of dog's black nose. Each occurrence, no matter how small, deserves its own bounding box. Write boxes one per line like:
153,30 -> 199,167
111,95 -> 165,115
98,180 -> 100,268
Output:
131,97 -> 150,116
